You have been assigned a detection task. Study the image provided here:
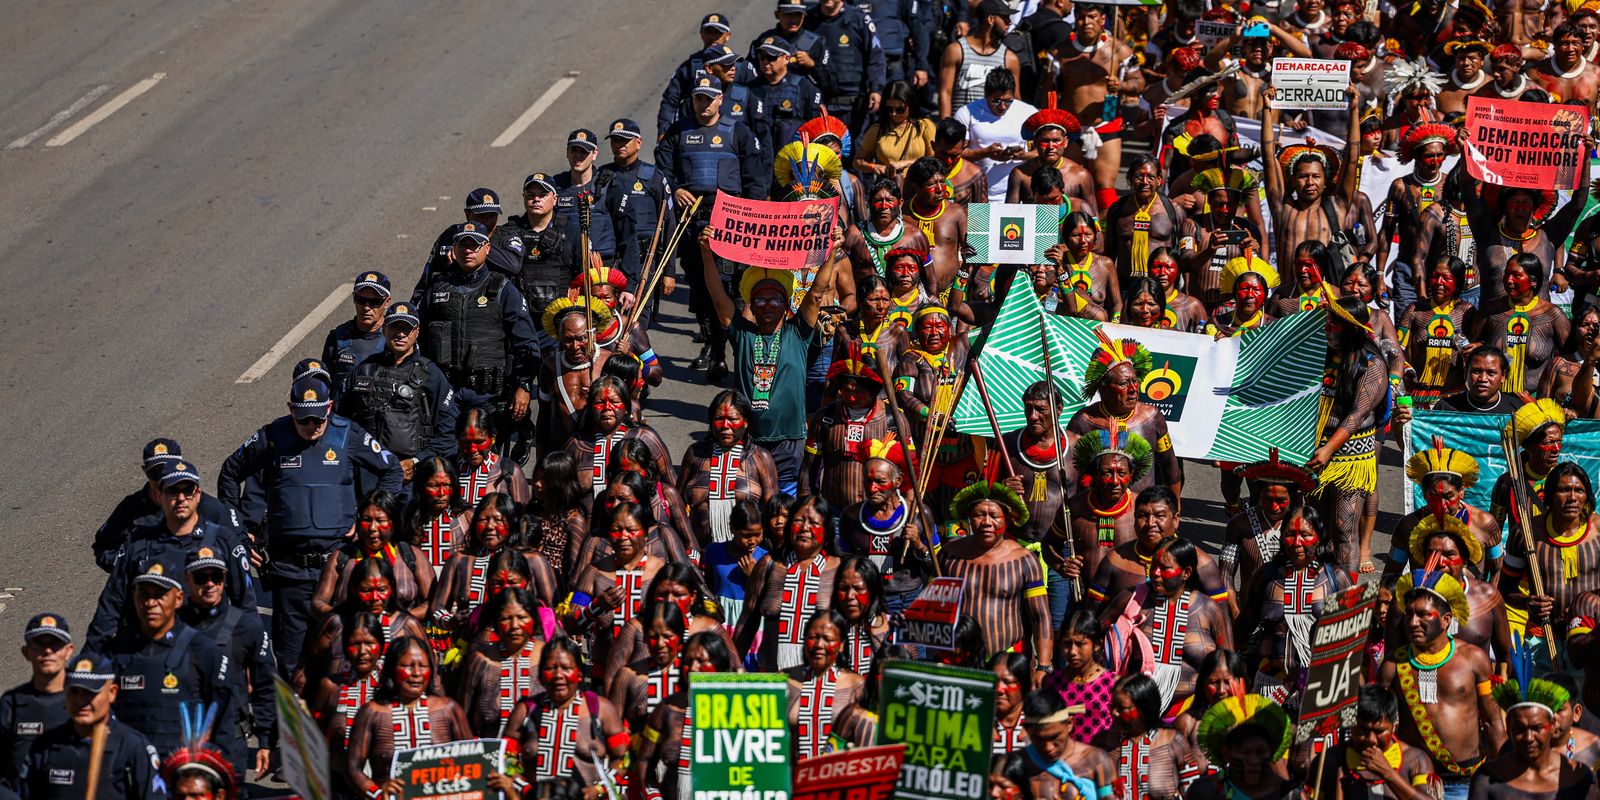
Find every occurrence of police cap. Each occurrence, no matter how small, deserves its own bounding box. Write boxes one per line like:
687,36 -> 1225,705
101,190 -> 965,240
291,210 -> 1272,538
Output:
465,188 -> 502,215
24,613 -> 70,645
385,302 -> 421,329
567,129 -> 599,153
606,119 -> 643,141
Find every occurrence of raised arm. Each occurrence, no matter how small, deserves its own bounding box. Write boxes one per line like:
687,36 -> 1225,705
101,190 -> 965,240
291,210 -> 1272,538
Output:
698,229 -> 736,328
1339,83 -> 1361,202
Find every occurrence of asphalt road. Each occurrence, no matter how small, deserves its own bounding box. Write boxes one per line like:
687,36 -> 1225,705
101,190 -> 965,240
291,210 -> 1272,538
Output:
0,0 -> 1405,691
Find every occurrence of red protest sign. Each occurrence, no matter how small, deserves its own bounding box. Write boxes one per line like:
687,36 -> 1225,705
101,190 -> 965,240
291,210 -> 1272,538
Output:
793,744 -> 906,800
707,191 -> 839,271
1464,96 -> 1589,190
897,576 -> 964,650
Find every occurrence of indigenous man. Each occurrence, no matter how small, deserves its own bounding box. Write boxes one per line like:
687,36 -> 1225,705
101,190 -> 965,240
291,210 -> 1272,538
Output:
534,298 -> 614,453
1006,94 -> 1098,212
902,157 -> 969,296
1218,450 -> 1318,604
1436,40 -> 1492,112
1102,155 -> 1185,281
1054,3 -> 1145,211
1065,337 -> 1182,497
1262,85 -> 1362,270
1177,156 -> 1263,307
1535,23 -> 1600,104
1377,123 -> 1458,313
1084,486 -> 1232,616
939,481 -> 1053,681
1385,441 -> 1503,580
1386,515 -> 1512,660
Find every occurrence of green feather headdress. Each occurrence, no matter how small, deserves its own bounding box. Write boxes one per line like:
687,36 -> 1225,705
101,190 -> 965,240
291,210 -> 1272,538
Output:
948,481 -> 1030,527
1492,633 -> 1569,718
1082,329 -> 1154,400
1070,426 -> 1153,486
1196,689 -> 1292,765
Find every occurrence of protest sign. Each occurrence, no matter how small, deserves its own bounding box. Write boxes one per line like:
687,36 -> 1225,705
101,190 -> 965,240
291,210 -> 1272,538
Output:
794,745 -> 906,800
690,673 -> 792,800
897,577 -> 964,650
955,273 -> 1325,463
1196,20 -> 1236,46
274,677 -> 331,800
966,203 -> 1071,264
1464,96 -> 1589,190
1270,59 -> 1353,111
389,739 -> 505,800
707,192 -> 840,271
1294,583 -> 1377,744
878,662 -> 995,800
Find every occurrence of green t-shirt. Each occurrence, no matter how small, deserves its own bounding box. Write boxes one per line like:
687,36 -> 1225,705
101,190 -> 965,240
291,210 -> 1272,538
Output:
731,314 -> 815,442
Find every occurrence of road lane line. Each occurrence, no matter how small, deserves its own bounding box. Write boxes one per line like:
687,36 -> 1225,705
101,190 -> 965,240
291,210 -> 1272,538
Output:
490,72 -> 579,148
44,73 -> 166,147
235,284 -> 352,384
5,85 -> 113,149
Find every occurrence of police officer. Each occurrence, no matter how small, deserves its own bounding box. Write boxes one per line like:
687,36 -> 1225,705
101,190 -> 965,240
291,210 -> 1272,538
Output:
100,560 -> 233,761
852,0 -> 919,84
0,615 -> 72,789
499,173 -> 589,354
21,656 -> 163,800
746,36 -> 825,177
600,119 -> 672,312
217,376 -> 403,674
179,552 -> 273,780
88,461 -> 255,651
552,130 -> 621,276
412,189 -> 524,298
749,1 -> 829,91
807,0 -> 888,139
701,46 -> 754,132
92,440 -> 240,575
655,71 -> 765,378
338,301 -> 458,481
320,273 -> 393,397
658,13 -> 738,134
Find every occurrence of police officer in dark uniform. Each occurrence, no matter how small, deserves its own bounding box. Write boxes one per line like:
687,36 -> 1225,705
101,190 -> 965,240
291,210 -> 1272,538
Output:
217,376 -> 403,674
852,0 -> 919,83
320,272 -> 393,398
338,301 -> 458,483
0,615 -> 72,789
746,36 -> 825,177
808,0 -> 888,139
412,190 -> 525,298
600,119 -> 672,325
658,13 -> 738,135
92,440 -> 241,575
179,552 -> 273,780
21,656 -> 163,800
656,70 -> 766,379
552,130 -> 620,274
100,560 -> 233,761
749,1 -> 830,92
87,461 -> 255,651
701,46 -> 755,132
498,173 -> 587,356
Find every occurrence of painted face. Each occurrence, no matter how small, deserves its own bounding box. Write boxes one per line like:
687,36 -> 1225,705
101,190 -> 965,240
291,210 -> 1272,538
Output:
1101,362 -> 1140,412
490,569 -> 528,593
917,315 -> 950,352
1259,485 -> 1292,518
1428,263 -> 1457,303
1148,258 -> 1179,289
967,499 -> 1008,541
838,378 -> 875,410
710,402 -> 747,448
423,471 -> 453,508
652,580 -> 696,618
1035,129 -> 1067,162
871,191 -> 900,225
863,287 -> 891,323
833,567 -> 873,620
345,629 -> 382,672
591,387 -> 626,429
1150,551 -> 1187,594
865,460 -> 900,506
1404,596 -> 1446,645
609,512 -> 647,558
787,506 -> 828,553
1130,163 -> 1160,196
803,619 -> 843,670
1068,223 -> 1096,254
355,575 -> 392,610
1236,276 -> 1266,311
496,601 -> 536,643
1129,292 -> 1162,327
646,619 -> 681,665
1504,264 -> 1534,298
1111,691 -> 1143,733
459,426 -> 493,467
356,508 -> 392,550
475,509 -> 509,549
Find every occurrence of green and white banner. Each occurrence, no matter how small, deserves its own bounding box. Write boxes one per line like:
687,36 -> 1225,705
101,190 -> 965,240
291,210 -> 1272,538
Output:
966,203 -> 1071,264
953,272 -> 1326,463
690,673 -> 791,800
1404,410 -> 1600,513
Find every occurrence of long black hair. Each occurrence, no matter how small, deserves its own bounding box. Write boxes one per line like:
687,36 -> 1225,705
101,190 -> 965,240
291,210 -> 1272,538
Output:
376,635 -> 437,702
836,556 -> 888,628
403,456 -> 464,542
530,450 -> 584,516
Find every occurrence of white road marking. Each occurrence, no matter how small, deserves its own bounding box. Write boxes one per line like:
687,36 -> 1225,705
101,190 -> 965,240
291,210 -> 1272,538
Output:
235,284 -> 352,384
422,206 -> 438,211
490,72 -> 580,148
5,84 -> 112,149
45,73 -> 167,147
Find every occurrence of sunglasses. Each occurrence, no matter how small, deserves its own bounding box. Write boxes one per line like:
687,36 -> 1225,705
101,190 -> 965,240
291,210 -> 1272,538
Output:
750,296 -> 786,308
162,483 -> 199,498
886,104 -> 910,114
295,416 -> 328,427
989,97 -> 1015,108
353,294 -> 387,307
191,570 -> 226,586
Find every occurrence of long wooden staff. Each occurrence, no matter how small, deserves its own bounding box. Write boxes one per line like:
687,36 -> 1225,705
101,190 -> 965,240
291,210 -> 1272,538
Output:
620,197 -> 702,350
968,359 -> 1016,477
878,349 -> 942,576
1502,425 -> 1561,665
1038,318 -> 1081,601
83,717 -> 107,800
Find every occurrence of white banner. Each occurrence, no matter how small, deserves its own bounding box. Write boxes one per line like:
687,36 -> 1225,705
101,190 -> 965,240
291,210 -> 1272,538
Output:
1271,59 -> 1353,111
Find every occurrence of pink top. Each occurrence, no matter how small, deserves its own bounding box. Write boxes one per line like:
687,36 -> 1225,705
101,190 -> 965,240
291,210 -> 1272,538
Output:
1048,668 -> 1118,744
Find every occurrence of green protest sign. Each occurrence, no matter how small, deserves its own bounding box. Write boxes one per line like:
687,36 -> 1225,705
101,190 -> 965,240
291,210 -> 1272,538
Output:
877,662 -> 996,800
690,673 -> 792,800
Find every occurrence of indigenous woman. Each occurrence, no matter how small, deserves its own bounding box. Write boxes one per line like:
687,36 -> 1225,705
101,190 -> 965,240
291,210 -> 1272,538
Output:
1186,693 -> 1294,800
524,450 -> 587,589
606,600 -> 687,734
404,456 -> 470,577
941,481 -> 1053,677
786,611 -> 865,760
300,558 -> 428,692
992,653 -> 1033,755
735,496 -> 841,671
344,636 -> 472,795
1399,255 -> 1477,406
1471,253 -> 1571,396
630,633 -> 739,800
1120,277 -> 1168,330
565,375 -> 673,498
1093,674 -> 1204,799
1069,427 -> 1152,585
1309,295 -> 1390,574
563,502 -> 665,679
433,494 -> 557,632
677,390 -> 779,548
1146,247 -> 1206,332
1174,649 -> 1249,743
1238,506 -> 1352,694
834,274 -> 911,375
1206,254 -> 1280,338
313,491 -> 432,619
610,439 -> 696,556
604,565 -> 729,677
1050,211 -> 1122,319
1267,240 -> 1340,319
1218,450 -> 1318,604
455,586 -> 548,737
307,611 -> 383,768
501,638 -> 628,788
1503,462 -> 1600,648
830,644 -> 916,750
455,409 -> 531,507
831,556 -> 892,674
1539,302 -> 1600,410
1342,260 -> 1406,375
571,470 -> 691,577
